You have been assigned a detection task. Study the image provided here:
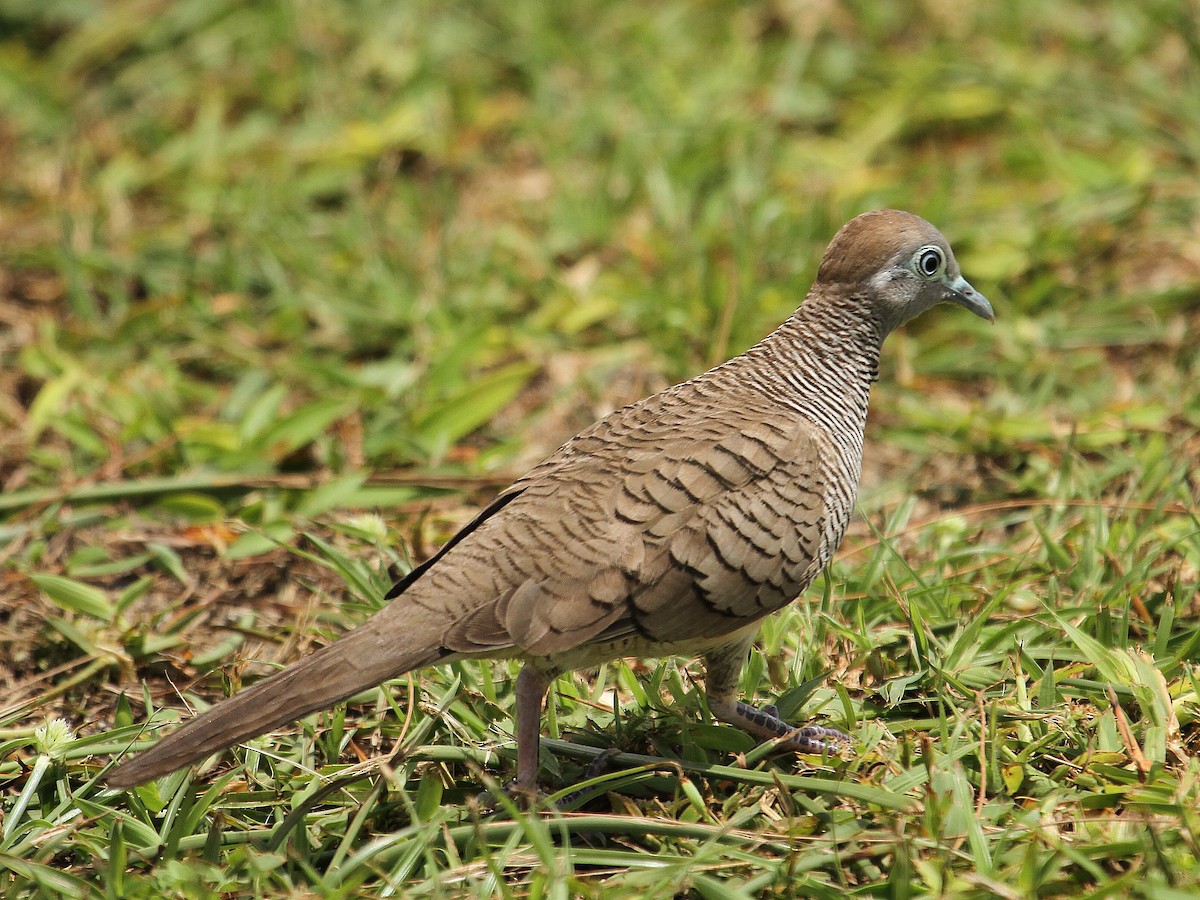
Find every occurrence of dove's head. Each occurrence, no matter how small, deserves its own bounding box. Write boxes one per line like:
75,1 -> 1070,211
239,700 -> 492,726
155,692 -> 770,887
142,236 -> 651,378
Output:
813,209 -> 993,333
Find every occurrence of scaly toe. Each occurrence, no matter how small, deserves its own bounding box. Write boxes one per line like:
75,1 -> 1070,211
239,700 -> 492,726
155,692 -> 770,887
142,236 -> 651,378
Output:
556,747 -> 624,807
473,778 -> 542,811
581,746 -> 622,781
779,724 -> 851,754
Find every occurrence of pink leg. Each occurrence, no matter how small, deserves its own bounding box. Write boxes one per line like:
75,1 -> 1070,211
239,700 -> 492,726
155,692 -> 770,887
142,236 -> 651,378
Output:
515,666 -> 552,791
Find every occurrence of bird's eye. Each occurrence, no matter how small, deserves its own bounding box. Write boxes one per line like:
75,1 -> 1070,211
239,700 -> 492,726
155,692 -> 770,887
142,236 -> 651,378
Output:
916,246 -> 944,278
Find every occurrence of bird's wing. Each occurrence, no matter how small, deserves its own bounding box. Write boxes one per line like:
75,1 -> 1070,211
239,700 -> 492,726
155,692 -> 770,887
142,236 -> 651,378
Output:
398,382 -> 832,657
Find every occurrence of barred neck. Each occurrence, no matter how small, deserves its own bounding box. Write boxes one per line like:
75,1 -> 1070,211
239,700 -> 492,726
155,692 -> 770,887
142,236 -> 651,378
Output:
736,297 -> 886,442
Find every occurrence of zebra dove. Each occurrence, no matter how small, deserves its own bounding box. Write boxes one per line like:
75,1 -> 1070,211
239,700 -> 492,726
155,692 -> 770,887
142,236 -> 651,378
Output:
106,209 -> 993,791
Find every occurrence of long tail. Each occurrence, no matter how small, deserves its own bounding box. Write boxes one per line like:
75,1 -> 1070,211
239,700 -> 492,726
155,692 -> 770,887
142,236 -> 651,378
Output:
105,603 -> 449,788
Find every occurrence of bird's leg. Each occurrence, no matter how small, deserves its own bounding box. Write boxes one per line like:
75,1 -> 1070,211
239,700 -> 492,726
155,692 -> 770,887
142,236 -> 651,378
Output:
703,639 -> 850,754
510,664 -> 621,808
514,665 -> 555,792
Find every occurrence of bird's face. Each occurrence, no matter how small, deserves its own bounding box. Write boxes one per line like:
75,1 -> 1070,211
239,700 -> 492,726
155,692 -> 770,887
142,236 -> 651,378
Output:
815,210 -> 994,333
871,237 -> 995,330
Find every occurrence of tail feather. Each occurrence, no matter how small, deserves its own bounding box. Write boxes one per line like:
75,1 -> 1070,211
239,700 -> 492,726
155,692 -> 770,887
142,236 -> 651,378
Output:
105,607 -> 447,788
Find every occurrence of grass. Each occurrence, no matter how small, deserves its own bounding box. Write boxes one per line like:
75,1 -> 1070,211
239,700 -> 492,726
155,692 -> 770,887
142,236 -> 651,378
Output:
2,0 -> 1199,895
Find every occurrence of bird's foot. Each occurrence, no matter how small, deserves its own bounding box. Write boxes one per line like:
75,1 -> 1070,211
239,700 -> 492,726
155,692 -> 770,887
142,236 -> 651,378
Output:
472,764 -> 609,810
711,698 -> 850,755
756,703 -> 849,752
472,778 -> 541,812
581,746 -> 623,781
775,722 -> 851,753
555,747 -> 623,807
475,747 -> 625,810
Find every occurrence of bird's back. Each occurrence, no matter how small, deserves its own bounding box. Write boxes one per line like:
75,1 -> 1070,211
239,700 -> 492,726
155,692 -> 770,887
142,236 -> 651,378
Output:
395,344 -> 867,666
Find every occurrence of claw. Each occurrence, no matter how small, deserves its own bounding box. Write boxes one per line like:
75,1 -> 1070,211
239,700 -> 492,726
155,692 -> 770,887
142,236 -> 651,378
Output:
582,746 -> 623,781
473,777 -> 542,811
708,694 -> 850,757
778,724 -> 850,754
556,747 -> 624,807
474,747 -> 626,810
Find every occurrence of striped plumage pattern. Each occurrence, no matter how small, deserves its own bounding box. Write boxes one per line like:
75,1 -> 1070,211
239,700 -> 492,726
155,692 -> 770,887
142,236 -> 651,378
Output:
106,209 -> 993,791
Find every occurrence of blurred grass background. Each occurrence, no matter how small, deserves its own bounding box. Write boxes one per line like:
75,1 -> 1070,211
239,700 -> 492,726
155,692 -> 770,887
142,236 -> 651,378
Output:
2,0 -> 1199,896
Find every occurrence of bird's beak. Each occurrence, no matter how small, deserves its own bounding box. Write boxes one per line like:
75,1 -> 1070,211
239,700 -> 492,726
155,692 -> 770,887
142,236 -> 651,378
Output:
947,274 -> 995,322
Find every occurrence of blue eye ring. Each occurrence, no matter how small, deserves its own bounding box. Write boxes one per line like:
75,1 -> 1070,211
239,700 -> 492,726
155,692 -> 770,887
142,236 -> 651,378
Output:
916,246 -> 944,278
